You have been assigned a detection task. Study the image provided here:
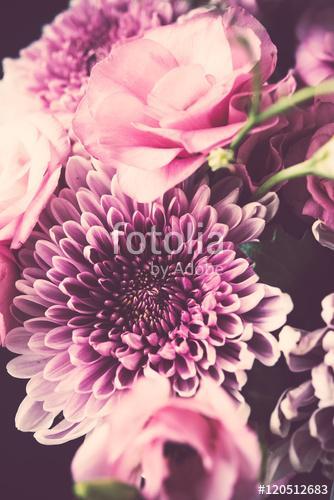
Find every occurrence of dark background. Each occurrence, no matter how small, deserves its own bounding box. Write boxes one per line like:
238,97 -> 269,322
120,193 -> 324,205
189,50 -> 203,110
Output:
0,1 -> 68,64
0,6 -> 79,500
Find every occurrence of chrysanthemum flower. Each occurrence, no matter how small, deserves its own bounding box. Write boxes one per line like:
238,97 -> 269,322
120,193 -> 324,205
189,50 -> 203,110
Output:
2,0 -> 189,128
271,294 -> 334,479
6,157 -> 292,444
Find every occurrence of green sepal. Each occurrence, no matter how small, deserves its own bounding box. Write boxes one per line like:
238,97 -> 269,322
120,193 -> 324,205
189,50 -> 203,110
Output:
74,479 -> 143,500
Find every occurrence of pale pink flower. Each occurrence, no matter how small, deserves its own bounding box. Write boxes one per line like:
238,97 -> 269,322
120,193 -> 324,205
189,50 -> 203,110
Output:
0,80 -> 42,125
72,376 -> 261,500
0,113 -> 70,249
74,7 -> 277,201
0,246 -> 18,346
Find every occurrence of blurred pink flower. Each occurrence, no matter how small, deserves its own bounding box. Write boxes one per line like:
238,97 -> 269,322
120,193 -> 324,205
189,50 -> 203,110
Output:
72,376 -> 261,500
0,246 -> 18,346
2,0 -> 188,130
296,4 -> 334,85
0,113 -> 70,249
0,80 -> 42,125
74,7 -> 278,201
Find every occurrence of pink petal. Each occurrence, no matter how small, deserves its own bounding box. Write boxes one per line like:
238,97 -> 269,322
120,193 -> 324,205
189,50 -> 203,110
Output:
181,122 -> 245,154
117,155 -> 205,202
148,65 -> 212,119
88,38 -> 177,105
11,167 -> 62,249
145,13 -> 233,82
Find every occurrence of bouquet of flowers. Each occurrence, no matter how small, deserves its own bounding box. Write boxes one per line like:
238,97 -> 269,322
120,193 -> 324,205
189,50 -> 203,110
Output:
1,0 -> 334,498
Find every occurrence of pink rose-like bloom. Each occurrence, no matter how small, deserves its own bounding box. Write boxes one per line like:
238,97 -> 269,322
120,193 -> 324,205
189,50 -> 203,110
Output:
296,4 -> 334,85
0,113 -> 70,249
72,377 -> 261,500
0,246 -> 18,346
74,7 -> 277,202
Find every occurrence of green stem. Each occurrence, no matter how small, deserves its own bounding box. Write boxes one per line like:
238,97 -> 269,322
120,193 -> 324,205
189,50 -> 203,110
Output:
230,115 -> 257,151
254,159 -> 313,199
250,63 -> 262,118
231,80 -> 334,152
258,80 -> 334,122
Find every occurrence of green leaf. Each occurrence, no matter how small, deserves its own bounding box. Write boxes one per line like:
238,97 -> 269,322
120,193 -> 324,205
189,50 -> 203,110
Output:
240,227 -> 319,293
74,480 -> 143,500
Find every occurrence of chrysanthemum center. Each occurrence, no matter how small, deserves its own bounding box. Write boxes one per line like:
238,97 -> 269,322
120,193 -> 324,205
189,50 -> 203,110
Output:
119,269 -> 169,323
105,262 -> 186,333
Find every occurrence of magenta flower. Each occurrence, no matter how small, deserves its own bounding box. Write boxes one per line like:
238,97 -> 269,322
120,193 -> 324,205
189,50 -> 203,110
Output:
271,294 -> 334,479
6,157 -> 292,444
296,3 -> 334,85
2,0 -> 189,129
234,94 -> 334,236
72,376 -> 261,500
233,71 -> 298,192
73,7 -> 278,201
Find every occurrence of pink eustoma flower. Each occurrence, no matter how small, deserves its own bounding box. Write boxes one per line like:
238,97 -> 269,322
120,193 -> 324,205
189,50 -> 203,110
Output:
0,113 -> 70,249
74,7 -> 277,201
72,376 -> 261,500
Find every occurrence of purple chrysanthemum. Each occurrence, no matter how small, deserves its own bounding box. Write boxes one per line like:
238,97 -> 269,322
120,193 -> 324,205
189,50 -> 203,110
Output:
2,0 -> 190,127
271,294 -> 334,479
6,157 -> 292,444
